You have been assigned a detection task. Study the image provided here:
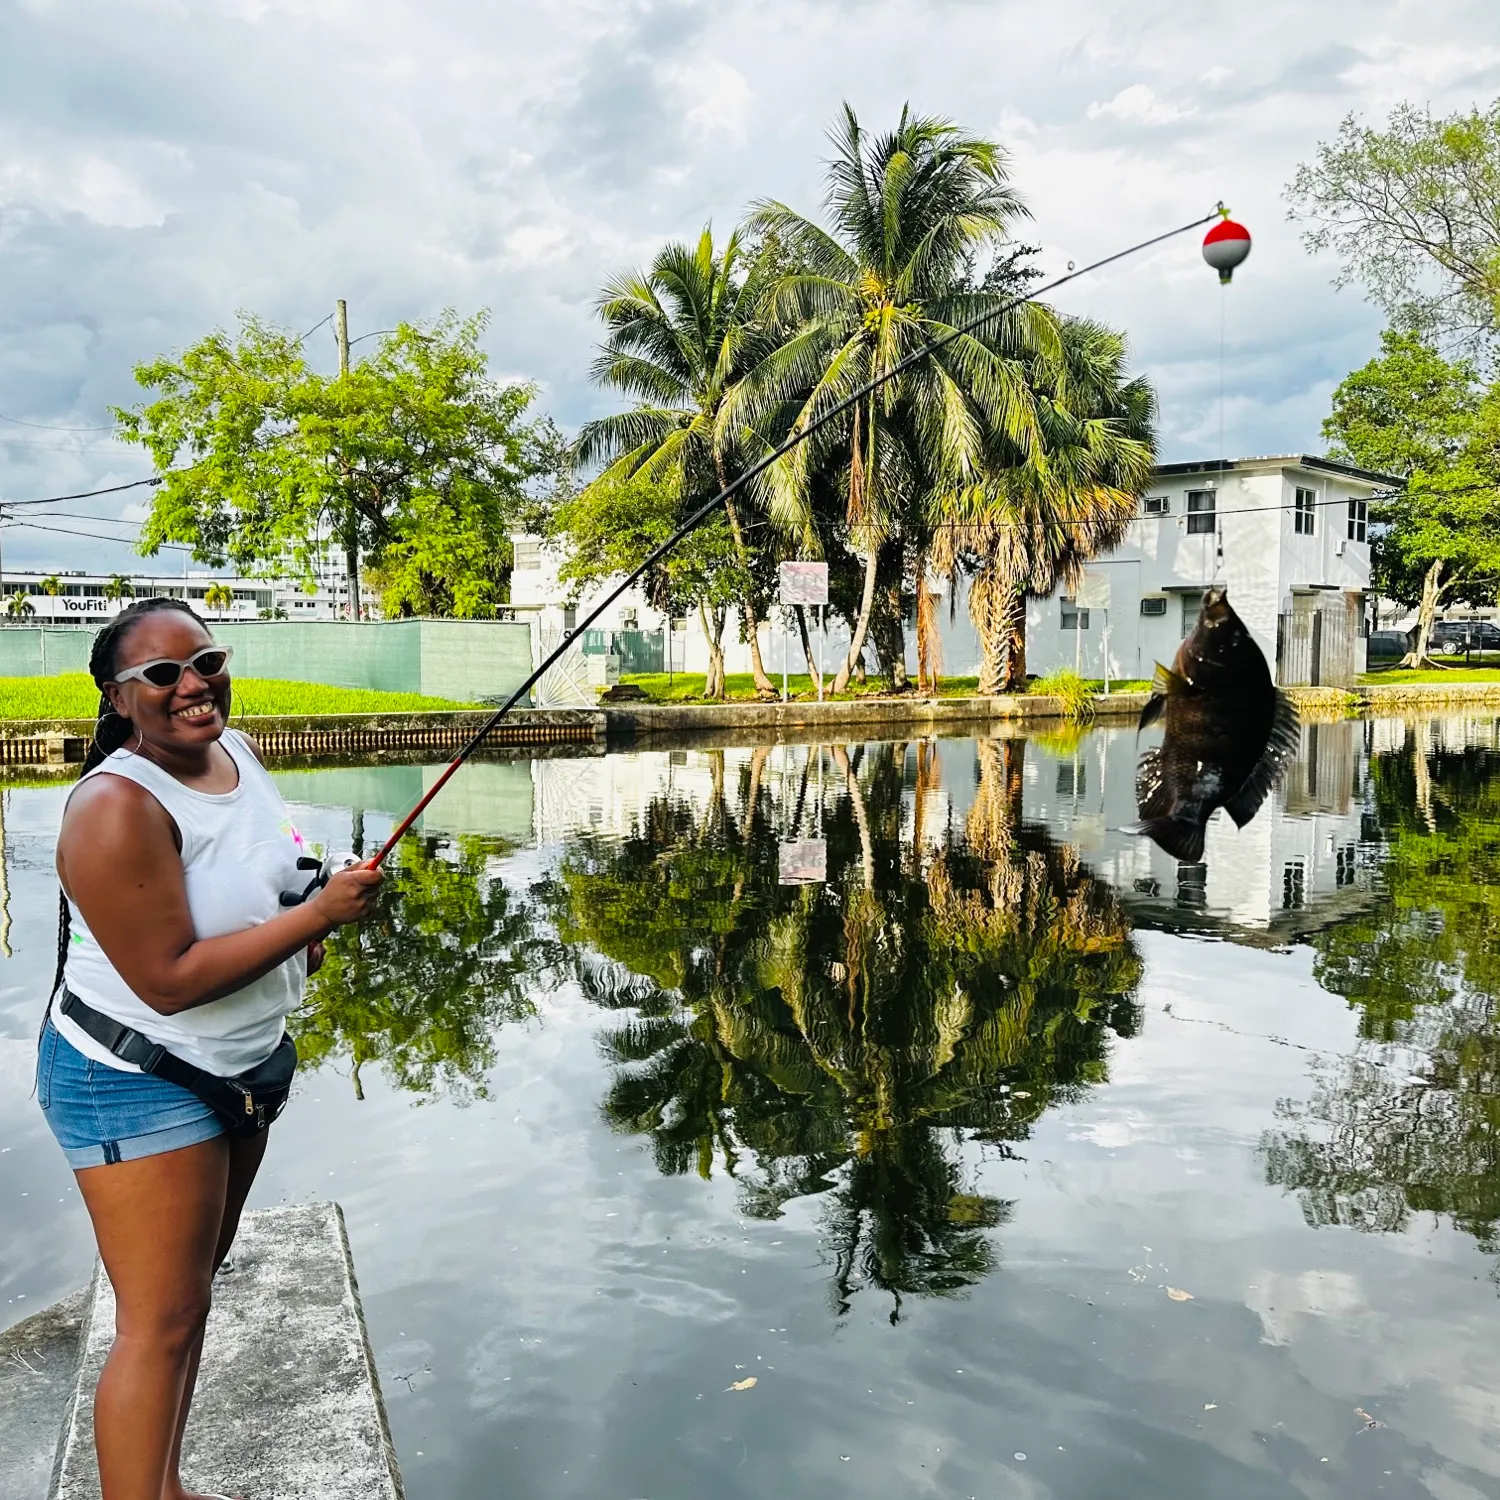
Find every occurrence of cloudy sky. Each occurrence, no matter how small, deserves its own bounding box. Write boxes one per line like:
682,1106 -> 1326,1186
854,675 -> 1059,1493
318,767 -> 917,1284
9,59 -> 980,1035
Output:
2,0 -> 1499,574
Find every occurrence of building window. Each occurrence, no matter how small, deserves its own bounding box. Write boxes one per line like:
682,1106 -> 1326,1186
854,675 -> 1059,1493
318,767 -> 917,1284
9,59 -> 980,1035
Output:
562,605 -> 577,633
1181,590 -> 1204,638
1142,495 -> 1170,516
1347,499 -> 1367,542
513,538 -> 542,570
1294,486 -> 1316,535
1060,597 -> 1089,631
1282,859 -> 1306,910
1056,761 -> 1086,797
620,608 -> 638,630
1186,489 -> 1216,535
1140,596 -> 1168,617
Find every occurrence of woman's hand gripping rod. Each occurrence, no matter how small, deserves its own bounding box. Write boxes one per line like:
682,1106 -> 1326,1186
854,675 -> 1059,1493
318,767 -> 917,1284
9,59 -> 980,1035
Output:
343,208 -> 1223,874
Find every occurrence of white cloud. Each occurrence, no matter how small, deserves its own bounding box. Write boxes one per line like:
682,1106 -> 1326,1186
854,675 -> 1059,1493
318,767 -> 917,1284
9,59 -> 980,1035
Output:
0,0 -> 1498,572
1087,83 -> 1196,126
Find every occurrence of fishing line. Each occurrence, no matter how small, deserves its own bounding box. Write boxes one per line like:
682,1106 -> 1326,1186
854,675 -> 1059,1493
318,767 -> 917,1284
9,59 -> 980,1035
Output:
366,206 -> 1223,869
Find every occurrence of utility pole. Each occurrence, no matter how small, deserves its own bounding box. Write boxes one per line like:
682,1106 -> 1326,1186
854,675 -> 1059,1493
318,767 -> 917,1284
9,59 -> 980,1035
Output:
334,299 -> 362,622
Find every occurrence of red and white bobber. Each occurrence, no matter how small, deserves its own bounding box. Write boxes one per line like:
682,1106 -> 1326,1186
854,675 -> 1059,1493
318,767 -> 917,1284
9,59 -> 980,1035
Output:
1202,208 -> 1251,283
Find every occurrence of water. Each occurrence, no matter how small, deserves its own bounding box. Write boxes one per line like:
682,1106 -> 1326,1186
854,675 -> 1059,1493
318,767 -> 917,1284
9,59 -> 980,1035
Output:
4,717 -> 1500,1498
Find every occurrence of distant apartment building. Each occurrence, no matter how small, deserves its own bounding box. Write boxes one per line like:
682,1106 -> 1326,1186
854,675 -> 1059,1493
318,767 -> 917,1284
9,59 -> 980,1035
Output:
0,547 -> 366,623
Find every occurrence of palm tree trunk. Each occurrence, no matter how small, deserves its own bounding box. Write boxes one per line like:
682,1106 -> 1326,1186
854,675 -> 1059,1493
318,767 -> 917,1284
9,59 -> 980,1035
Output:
795,605 -> 820,689
914,558 -> 942,695
832,543 -> 880,694
972,571 -> 1012,696
1000,588 -> 1028,692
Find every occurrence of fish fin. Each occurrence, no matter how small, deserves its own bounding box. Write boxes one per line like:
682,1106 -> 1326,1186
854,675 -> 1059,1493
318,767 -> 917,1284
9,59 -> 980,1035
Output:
1152,662 -> 1191,697
1138,663 -> 1186,728
1134,748 -> 1173,820
1223,691 -> 1302,828
1124,816 -> 1206,864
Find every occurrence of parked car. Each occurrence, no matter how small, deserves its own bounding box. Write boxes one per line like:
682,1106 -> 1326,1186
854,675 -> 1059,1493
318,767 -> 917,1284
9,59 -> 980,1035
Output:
1366,629 -> 1413,666
1434,620 -> 1500,655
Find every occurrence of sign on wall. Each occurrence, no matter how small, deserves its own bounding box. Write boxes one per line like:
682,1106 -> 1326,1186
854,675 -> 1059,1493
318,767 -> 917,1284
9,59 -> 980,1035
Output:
1076,571 -> 1112,609
778,561 -> 829,607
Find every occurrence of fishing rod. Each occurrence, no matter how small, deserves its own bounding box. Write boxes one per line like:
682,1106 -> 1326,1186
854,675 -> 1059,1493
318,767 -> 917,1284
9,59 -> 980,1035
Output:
360,205 -> 1223,872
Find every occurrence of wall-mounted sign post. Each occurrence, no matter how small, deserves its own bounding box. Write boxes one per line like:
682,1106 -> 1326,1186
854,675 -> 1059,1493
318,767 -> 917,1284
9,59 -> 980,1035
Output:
1078,570 -> 1112,694
778,561 -> 830,703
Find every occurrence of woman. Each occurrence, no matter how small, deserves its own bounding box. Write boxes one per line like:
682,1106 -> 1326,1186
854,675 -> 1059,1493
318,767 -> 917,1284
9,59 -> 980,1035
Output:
37,597 -> 382,1500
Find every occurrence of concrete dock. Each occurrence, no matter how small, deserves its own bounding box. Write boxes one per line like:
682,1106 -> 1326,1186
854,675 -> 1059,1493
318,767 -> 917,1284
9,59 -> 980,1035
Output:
1,1202 -> 404,1500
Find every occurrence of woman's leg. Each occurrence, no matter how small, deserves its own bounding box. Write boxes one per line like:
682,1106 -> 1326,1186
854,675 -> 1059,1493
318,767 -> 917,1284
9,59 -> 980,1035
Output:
74,1136 -> 231,1500
163,1130 -> 270,1500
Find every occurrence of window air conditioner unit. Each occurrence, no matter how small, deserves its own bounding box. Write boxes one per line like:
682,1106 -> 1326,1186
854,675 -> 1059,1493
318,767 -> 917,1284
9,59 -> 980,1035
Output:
1143,495 -> 1170,516
1140,596 -> 1168,617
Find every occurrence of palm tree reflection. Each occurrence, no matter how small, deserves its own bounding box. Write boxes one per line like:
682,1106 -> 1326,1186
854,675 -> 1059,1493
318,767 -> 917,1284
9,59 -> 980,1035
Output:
552,741 -> 1142,1319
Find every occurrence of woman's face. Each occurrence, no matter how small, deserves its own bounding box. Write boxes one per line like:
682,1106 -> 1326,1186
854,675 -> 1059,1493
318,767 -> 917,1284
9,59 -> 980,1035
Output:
103,612 -> 232,752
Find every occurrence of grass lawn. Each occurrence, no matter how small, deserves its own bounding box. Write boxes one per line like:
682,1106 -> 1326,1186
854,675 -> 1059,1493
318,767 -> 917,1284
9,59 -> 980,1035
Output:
0,673 -> 474,720
619,672 -> 1152,703
1360,665 -> 1500,685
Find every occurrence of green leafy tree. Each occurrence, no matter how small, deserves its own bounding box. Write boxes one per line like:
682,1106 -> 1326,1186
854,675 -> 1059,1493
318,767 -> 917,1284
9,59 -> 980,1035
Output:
548,473 -> 747,698
294,835 -> 558,1101
743,106 -> 1053,693
574,228 -> 779,695
1287,100 -> 1500,350
115,311 -> 549,620
5,590 -> 34,619
1324,329 -> 1487,656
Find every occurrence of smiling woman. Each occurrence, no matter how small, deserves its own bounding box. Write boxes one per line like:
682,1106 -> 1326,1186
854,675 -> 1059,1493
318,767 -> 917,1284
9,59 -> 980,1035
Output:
38,597 -> 385,1500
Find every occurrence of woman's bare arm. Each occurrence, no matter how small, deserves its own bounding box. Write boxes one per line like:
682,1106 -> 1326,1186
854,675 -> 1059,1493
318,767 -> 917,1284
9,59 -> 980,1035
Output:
57,774 -> 379,1016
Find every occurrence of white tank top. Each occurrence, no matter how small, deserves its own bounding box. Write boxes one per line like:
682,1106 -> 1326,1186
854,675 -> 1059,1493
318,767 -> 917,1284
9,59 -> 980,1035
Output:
53,728 -> 312,1076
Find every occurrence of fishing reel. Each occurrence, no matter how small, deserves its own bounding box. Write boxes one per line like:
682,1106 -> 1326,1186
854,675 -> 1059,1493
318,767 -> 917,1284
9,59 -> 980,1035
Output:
279,852 -> 362,908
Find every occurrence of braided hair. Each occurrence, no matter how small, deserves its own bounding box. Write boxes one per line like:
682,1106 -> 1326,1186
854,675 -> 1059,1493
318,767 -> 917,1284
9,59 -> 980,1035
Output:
49,597 -> 210,1003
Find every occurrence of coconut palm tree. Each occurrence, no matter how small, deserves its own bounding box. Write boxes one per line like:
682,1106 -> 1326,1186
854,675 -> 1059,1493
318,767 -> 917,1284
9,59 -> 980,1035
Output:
741,105 -> 1055,692
574,227 -> 781,696
102,574 -> 135,604
932,317 -> 1156,693
39,575 -> 61,597
5,590 -> 34,620
203,582 -> 235,618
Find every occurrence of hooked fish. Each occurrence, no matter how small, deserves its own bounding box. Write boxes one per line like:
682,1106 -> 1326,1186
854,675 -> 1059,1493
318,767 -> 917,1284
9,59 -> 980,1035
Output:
1129,585 -> 1299,863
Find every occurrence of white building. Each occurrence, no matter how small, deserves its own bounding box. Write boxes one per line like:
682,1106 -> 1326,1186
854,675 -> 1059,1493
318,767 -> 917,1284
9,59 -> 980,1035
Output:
514,453 -> 1398,690
1021,454 -> 1395,688
0,551 -> 362,624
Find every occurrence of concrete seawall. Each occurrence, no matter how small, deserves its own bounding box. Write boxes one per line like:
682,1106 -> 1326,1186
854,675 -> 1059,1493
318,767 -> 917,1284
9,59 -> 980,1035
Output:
2,682 -> 1498,767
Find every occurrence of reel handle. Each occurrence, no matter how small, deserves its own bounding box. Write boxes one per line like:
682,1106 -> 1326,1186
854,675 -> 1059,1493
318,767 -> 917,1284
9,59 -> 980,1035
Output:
279,852 -> 361,908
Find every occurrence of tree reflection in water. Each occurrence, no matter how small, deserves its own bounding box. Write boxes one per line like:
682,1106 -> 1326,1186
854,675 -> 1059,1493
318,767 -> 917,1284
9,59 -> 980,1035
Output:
549,739 -> 1143,1320
295,834 -> 559,1101
1263,731 -> 1500,1275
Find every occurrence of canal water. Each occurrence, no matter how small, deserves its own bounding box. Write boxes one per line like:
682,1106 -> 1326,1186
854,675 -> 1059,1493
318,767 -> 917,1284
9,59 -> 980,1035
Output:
2,717 -> 1498,1499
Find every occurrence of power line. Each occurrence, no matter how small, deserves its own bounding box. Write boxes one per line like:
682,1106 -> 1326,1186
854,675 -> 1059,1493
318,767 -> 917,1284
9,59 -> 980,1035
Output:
1,476 -> 165,507
5,518 -> 190,551
0,413 -> 115,432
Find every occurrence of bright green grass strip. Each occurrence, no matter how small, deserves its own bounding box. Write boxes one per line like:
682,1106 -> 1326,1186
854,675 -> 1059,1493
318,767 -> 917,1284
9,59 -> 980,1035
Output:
620,672 -> 1152,703
0,673 -> 475,719
1360,667 -> 1500,685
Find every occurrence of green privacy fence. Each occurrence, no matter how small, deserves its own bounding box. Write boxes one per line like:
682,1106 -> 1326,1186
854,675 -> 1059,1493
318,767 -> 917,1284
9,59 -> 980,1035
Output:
0,620 -> 535,704
579,628 -> 665,674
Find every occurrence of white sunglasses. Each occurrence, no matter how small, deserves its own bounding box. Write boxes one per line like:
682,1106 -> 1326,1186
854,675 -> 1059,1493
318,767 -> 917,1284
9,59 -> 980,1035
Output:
112,645 -> 234,689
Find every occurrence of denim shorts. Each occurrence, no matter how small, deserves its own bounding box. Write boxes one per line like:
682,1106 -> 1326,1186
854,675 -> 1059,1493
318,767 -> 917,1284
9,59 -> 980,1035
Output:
37,1018 -> 225,1170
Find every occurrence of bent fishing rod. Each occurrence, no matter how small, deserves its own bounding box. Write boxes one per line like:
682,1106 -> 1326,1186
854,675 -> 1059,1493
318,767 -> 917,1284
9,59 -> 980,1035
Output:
359,205 -> 1222,872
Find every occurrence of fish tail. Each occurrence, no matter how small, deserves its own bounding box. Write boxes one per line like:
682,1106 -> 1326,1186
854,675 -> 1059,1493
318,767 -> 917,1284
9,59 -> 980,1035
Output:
1124,817 -> 1206,864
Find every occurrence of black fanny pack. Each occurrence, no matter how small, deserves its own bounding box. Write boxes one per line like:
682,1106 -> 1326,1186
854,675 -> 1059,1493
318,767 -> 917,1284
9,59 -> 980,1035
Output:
59,989 -> 298,1137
